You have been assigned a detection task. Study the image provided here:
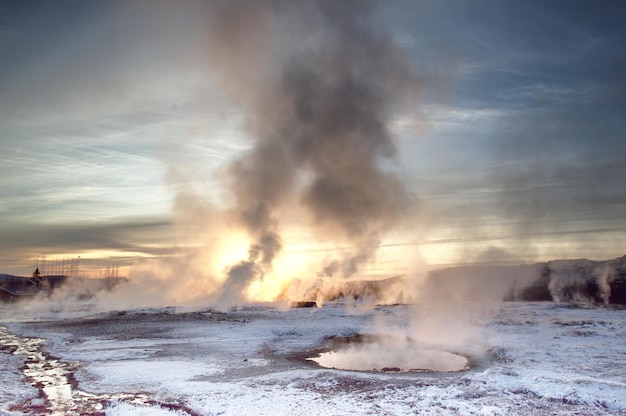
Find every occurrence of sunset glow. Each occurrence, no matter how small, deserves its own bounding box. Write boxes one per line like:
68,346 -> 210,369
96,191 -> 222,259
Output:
0,1 -> 624,302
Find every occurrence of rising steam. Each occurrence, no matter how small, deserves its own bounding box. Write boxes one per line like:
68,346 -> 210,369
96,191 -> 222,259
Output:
204,0 -> 422,303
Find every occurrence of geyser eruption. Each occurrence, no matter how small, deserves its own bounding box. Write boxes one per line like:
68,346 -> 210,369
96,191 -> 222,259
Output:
206,0 -> 422,303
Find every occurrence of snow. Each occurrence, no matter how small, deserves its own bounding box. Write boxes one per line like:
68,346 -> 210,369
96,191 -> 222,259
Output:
1,301 -> 625,415
0,340 -> 38,415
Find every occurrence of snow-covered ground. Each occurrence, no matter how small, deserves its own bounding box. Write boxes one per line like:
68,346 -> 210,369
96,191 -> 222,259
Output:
1,301 -> 625,415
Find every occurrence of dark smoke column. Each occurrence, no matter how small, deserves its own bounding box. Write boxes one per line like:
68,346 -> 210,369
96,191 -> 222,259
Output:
208,0 -> 422,304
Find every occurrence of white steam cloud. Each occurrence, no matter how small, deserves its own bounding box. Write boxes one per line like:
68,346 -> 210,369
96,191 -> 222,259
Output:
195,0 -> 424,304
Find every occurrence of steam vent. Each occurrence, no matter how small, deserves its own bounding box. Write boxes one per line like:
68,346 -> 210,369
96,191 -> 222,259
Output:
308,335 -> 469,373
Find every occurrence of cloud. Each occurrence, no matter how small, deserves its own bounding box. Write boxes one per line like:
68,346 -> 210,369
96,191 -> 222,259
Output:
2,0 -> 625,282
0,217 -> 175,273
390,1 -> 626,264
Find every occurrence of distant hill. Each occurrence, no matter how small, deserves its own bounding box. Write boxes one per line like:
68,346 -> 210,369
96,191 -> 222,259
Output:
422,255 -> 626,304
289,255 -> 626,305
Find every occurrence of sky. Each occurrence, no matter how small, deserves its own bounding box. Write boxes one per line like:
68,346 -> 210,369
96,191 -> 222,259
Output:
1,0 -> 625,282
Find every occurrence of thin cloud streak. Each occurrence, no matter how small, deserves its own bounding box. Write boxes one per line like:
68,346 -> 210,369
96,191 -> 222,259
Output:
0,217 -> 176,274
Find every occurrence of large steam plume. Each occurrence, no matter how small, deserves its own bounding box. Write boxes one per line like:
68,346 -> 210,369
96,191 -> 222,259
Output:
205,1 -> 423,303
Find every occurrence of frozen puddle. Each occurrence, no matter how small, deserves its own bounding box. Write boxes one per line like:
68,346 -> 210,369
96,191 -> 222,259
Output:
0,326 -> 194,416
308,335 -> 469,373
0,326 -> 107,414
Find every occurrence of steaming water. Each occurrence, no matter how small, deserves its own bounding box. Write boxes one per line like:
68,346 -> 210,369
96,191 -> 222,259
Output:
310,341 -> 469,373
